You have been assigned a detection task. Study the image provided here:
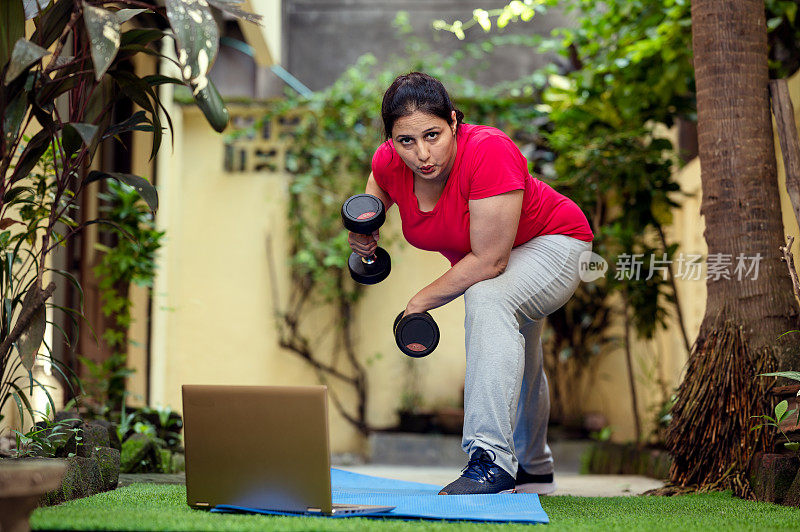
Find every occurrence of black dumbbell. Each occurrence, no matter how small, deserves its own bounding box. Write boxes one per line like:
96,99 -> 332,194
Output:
342,194 -> 391,285
393,311 -> 440,358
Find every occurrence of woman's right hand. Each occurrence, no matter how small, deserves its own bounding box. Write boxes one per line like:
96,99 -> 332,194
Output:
348,230 -> 379,258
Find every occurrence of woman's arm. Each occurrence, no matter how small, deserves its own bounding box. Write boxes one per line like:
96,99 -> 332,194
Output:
404,189 -> 524,315
366,172 -> 393,210
349,172 -> 394,258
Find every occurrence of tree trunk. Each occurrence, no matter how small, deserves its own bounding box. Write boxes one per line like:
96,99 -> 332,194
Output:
666,0 -> 800,496
693,0 -> 800,365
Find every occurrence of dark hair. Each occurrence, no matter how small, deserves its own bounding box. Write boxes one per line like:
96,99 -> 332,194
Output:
381,72 -> 464,139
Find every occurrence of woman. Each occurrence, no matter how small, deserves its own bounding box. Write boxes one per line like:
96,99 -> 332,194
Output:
349,72 -> 594,495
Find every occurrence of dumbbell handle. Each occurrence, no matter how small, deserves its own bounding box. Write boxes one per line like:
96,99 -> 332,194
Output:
353,232 -> 379,264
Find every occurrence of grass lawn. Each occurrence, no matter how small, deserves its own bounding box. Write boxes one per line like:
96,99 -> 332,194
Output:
30,483 -> 800,531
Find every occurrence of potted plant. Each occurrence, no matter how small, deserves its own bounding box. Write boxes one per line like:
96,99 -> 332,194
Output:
0,0 -> 260,518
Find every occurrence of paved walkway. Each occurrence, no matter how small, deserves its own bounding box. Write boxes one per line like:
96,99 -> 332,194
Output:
119,467 -> 663,497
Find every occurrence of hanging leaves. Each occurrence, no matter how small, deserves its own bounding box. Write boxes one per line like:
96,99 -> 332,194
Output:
207,0 -> 262,24
15,287 -> 47,371
0,0 -> 25,68
23,0 -> 51,19
4,38 -> 50,84
165,0 -> 218,96
62,122 -> 99,156
82,1 -> 121,80
85,171 -> 159,213
30,0 -> 73,49
3,92 -> 27,144
10,128 -> 51,184
114,8 -> 148,24
193,78 -> 229,132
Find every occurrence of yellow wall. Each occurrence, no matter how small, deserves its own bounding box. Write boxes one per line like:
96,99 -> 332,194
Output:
142,72 -> 800,452
589,155 -> 706,442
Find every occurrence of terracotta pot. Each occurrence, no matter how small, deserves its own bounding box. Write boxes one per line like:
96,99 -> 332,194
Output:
0,459 -> 67,532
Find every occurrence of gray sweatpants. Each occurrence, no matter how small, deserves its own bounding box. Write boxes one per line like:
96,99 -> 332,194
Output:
462,234 -> 592,477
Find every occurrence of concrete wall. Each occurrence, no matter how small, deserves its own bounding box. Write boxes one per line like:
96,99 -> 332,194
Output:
284,0 -> 573,91
209,1 -> 574,99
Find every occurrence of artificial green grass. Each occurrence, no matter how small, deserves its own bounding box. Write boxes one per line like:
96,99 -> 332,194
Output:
30,483 -> 800,531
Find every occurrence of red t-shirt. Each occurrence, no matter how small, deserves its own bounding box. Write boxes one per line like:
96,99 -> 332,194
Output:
371,123 -> 594,266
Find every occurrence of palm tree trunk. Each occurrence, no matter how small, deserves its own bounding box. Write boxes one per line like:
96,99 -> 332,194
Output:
693,0 -> 799,360
666,0 -> 800,495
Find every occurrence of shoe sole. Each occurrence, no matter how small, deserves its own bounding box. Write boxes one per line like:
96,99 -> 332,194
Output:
439,488 -> 517,495
514,482 -> 557,495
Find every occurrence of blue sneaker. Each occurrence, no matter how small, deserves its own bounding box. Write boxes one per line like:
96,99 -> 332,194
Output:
438,448 -> 516,495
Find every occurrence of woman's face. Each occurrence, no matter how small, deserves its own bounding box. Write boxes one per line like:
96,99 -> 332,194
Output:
391,109 -> 458,184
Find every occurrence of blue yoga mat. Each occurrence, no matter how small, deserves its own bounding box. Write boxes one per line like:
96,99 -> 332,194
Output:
210,468 -> 549,524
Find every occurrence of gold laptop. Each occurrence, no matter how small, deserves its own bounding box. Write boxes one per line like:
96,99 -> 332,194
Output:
182,384 -> 395,516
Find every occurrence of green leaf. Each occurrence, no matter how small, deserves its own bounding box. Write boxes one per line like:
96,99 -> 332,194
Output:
15,286 -> 47,371
120,28 -> 164,47
3,91 -> 28,144
30,0 -> 72,49
114,8 -> 149,24
165,0 -> 218,94
4,38 -> 50,83
206,0 -> 262,24
761,371 -> 800,382
785,442 -> 800,451
0,0 -> 25,68
103,110 -> 152,138
193,78 -> 228,132
70,122 -> 98,144
62,122 -> 98,155
23,0 -> 50,19
143,74 -> 183,87
85,171 -> 159,212
9,384 -> 35,425
34,67 -> 85,103
82,1 -> 121,80
787,3 -> 798,25
776,400 -> 789,423
10,128 -> 51,184
3,186 -> 29,204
